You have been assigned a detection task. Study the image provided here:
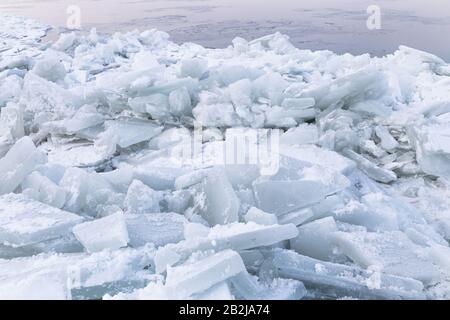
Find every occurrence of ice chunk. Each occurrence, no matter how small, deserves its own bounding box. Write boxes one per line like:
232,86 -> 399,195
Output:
155,222 -> 298,273
165,250 -> 246,298
245,207 -> 278,226
375,126 -> 399,151
98,167 -> 134,193
217,65 -> 263,86
0,269 -> 70,300
128,94 -> 171,119
73,213 -> 129,253
290,217 -> 339,261
265,107 -> 317,127
409,123 -> 450,179
0,246 -> 154,300
0,233 -> 83,259
0,193 -> 83,247
193,102 -> 242,127
228,79 -> 253,107
104,118 -> 163,149
360,140 -> 387,158
349,100 -> 392,118
281,98 -> 316,110
22,171 -> 67,208
180,58 -> 208,79
169,87 -> 192,117
343,148 -> 397,183
0,102 -> 24,140
278,208 -> 314,226
126,213 -> 187,248
334,194 -> 400,233
53,32 -> 76,51
301,67 -> 388,110
265,249 -> 425,300
194,282 -> 233,300
124,180 -> 162,214
59,167 -> 90,213
64,105 -> 105,134
252,178 -> 328,216
184,222 -> 210,240
32,51 -> 66,82
280,124 -> 319,146
230,271 -> 306,300
0,137 -> 46,195
280,144 -> 356,175
195,168 -> 240,226
148,127 -> 191,150
332,230 -> 440,284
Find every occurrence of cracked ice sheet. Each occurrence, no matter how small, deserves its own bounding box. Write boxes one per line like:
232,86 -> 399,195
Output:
0,246 -> 155,300
0,193 -> 83,247
0,14 -> 50,64
154,222 -> 298,273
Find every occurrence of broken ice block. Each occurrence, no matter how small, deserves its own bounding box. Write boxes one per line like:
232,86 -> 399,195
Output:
252,178 -> 327,215
64,105 -> 105,134
301,67 -> 388,110
375,126 -> 399,151
193,103 -> 242,127
290,217 -> 339,261
196,168 -> 240,226
245,207 -> 278,226
409,123 -> 450,179
59,167 -> 90,213
155,222 -> 298,273
281,98 -> 316,110
126,213 -> 187,248
280,144 -> 356,175
32,51 -> 67,83
22,171 -> 67,209
0,233 -> 83,259
73,213 -> 129,253
104,118 -> 163,149
0,102 -> 24,140
165,250 -> 246,298
0,269 -> 70,300
124,180 -> 162,214
0,193 -> 83,247
265,107 -> 317,127
0,245 -> 154,300
0,136 -> 46,195
331,230 -> 440,284
343,148 -> 397,183
230,271 -> 306,300
193,282 -> 233,300
278,208 -> 314,226
180,58 -> 208,79
169,87 -> 192,117
265,249 -> 425,300
280,124 -> 319,146
349,100 -> 392,118
334,194 -> 401,233
128,94 -> 171,119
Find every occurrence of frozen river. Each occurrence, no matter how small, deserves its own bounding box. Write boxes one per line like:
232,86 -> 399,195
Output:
1,0 -> 449,60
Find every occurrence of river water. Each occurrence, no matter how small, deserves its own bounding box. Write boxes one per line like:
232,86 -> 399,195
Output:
1,0 -> 449,60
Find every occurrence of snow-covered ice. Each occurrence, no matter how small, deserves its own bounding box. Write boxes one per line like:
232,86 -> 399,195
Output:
1,13 -> 450,300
